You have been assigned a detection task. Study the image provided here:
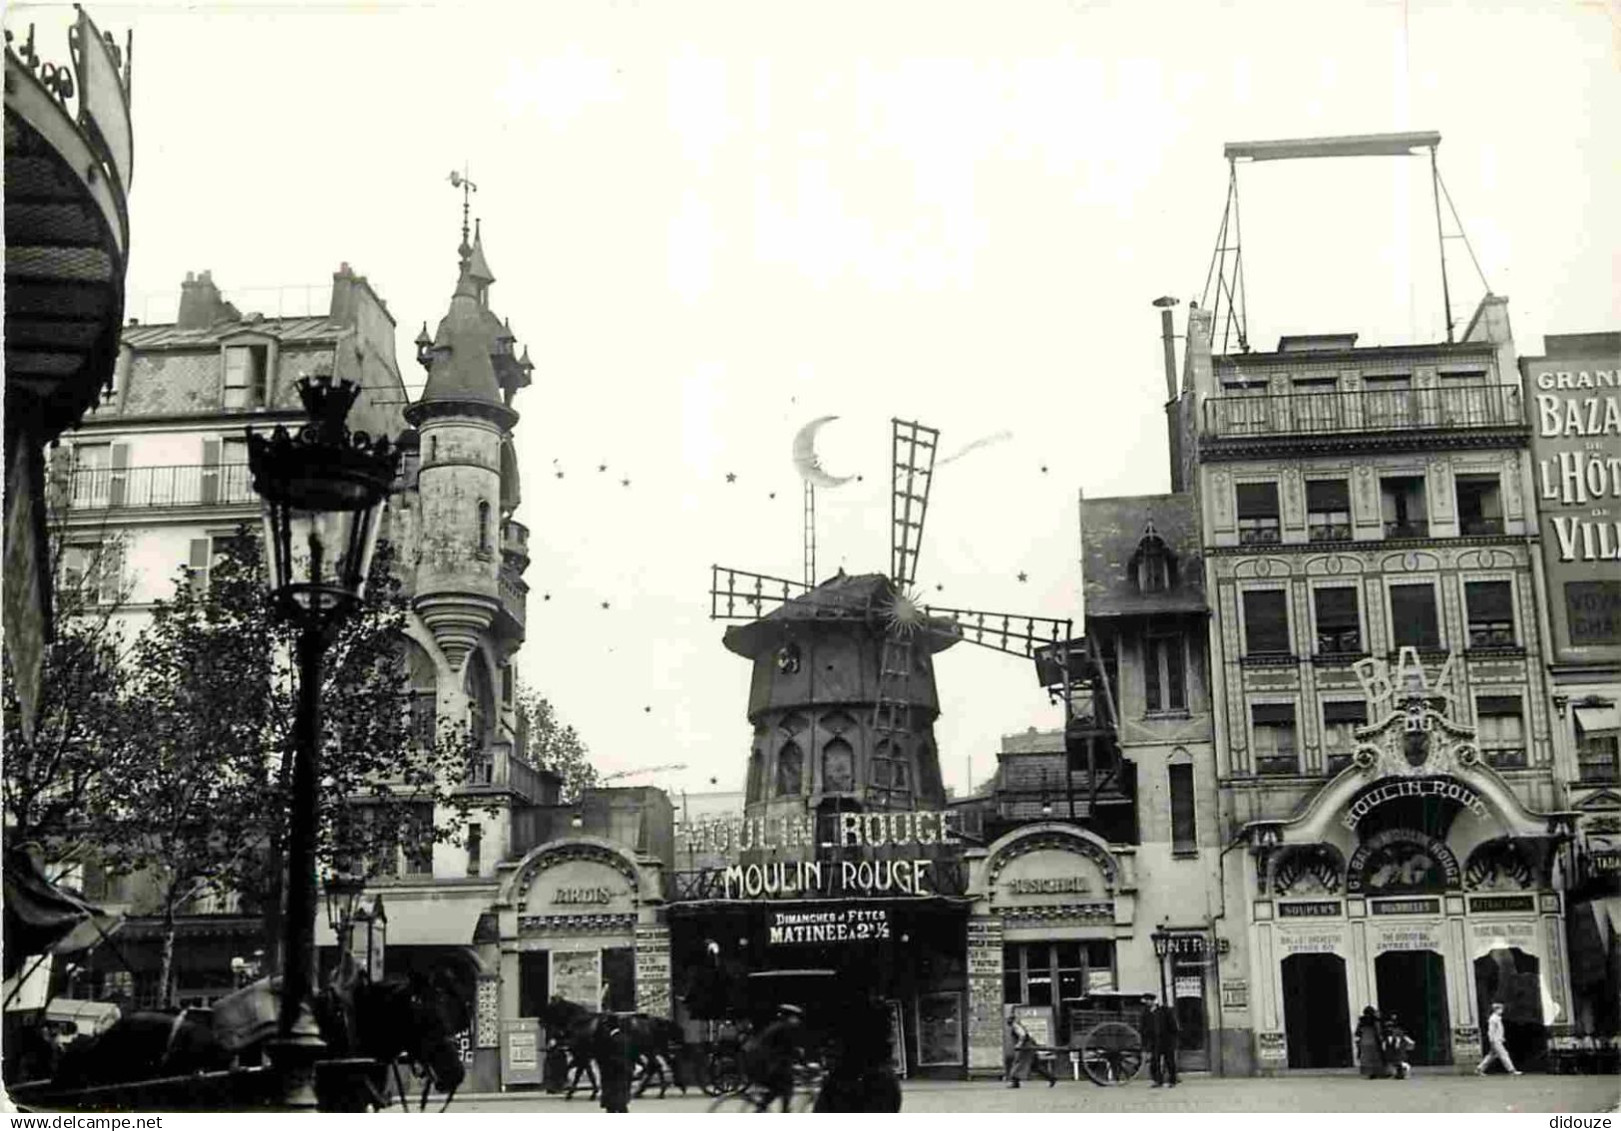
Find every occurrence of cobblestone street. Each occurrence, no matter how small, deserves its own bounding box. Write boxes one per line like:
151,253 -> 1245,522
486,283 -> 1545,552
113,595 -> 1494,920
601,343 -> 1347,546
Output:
451,1073 -> 1620,1114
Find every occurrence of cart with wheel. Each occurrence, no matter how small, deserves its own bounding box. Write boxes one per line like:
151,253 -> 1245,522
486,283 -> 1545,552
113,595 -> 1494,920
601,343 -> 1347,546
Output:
1065,992 -> 1149,1086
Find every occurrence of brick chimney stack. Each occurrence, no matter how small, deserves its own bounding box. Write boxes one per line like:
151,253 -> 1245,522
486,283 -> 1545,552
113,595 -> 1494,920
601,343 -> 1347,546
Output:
176,270 -> 234,330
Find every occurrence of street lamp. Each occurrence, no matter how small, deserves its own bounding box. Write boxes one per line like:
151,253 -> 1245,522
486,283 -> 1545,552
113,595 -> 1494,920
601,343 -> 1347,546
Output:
1149,928 -> 1172,1006
247,369 -> 399,1109
323,870 -> 367,949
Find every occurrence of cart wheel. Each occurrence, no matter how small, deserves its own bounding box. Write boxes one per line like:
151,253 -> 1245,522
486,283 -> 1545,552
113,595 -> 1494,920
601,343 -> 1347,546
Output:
1080,1021 -> 1144,1086
703,1053 -> 745,1098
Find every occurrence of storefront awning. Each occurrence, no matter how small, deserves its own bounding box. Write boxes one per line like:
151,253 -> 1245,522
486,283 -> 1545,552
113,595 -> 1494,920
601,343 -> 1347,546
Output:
2,849 -> 124,980
1575,704 -> 1620,741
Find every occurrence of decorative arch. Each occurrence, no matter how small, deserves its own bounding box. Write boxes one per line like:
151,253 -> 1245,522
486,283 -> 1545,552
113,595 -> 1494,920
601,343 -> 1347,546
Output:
499,837 -> 645,911
1271,843 -> 1345,897
982,822 -> 1123,895
1464,838 -> 1537,892
1129,522 -> 1178,593
1347,827 -> 1462,894
821,737 -> 855,793
776,740 -> 803,797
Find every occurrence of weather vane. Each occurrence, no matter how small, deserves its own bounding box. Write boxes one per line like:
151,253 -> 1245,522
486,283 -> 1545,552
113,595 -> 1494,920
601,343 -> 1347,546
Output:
448,166 -> 479,250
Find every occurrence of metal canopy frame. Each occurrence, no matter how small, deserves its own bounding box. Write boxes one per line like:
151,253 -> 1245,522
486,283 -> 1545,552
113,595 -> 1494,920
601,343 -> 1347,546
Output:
1201,130 -> 1491,354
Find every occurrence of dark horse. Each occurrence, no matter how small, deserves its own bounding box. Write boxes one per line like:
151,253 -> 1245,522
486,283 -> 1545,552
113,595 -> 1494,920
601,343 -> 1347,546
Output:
539,996 -> 688,1101
51,973 -> 466,1112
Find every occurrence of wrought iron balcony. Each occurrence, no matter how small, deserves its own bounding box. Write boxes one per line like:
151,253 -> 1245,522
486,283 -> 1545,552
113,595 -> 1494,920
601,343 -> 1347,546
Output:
58,463 -> 255,510
1204,385 -> 1523,439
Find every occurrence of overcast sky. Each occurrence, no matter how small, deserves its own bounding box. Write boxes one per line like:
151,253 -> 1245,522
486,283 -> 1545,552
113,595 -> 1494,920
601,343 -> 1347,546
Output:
14,0 -> 1618,797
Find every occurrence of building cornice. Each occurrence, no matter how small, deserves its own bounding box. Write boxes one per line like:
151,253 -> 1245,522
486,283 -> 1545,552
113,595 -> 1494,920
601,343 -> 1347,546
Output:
1204,534 -> 1536,557
1197,428 -> 1528,461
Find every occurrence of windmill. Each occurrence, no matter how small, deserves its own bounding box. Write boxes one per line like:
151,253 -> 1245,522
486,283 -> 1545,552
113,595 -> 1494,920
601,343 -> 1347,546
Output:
711,419 -> 1115,826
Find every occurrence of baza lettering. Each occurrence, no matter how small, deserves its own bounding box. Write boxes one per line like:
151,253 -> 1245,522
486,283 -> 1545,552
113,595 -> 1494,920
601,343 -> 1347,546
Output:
1536,392 -> 1621,437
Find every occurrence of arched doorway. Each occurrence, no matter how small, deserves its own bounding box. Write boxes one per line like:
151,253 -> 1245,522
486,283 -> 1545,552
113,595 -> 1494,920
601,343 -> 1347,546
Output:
1281,953 -> 1351,1068
1375,950 -> 1451,1065
1474,948 -> 1546,1070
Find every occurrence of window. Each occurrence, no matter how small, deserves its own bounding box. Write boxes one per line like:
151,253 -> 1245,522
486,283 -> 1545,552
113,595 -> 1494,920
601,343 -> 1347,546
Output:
70,441 -> 128,507
1002,941 -> 1116,1041
62,541 -> 123,606
1144,633 -> 1187,712
200,437 -> 252,505
1252,703 -> 1298,775
1456,474 -> 1504,535
410,692 -> 437,746
1322,700 -> 1368,773
1476,696 -> 1526,768
1242,590 -> 1291,656
1464,581 -> 1516,648
776,741 -> 803,797
1439,372 -> 1491,424
402,804 -> 435,875
1389,583 -> 1441,650
1363,374 -> 1413,427
223,345 -> 268,409
1169,762 -> 1197,854
822,738 -> 854,793
466,823 -> 482,876
477,500 -> 491,556
1236,482 -> 1281,544
187,536 -> 218,597
1575,704 -> 1620,783
1313,587 -> 1362,655
1134,531 -> 1177,593
1380,476 -> 1428,538
746,747 -> 765,802
1306,480 -> 1352,541
870,740 -> 910,806
500,663 -> 514,706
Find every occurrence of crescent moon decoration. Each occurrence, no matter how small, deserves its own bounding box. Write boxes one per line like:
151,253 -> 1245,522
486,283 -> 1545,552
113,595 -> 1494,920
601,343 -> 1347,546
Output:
936,430 -> 1014,467
792,415 -> 856,489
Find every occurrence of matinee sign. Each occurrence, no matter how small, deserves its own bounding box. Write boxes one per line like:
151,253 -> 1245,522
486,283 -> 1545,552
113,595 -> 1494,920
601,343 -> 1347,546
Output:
678,809 -> 964,900
767,906 -> 892,945
1522,344 -> 1621,661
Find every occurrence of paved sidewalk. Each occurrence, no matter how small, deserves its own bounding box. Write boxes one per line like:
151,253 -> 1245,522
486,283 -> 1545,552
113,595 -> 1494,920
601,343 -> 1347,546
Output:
450,1072 -> 1620,1113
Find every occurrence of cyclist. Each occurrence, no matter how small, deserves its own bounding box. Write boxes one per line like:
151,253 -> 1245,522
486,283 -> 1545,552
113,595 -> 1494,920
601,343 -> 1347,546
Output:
743,1003 -> 808,1112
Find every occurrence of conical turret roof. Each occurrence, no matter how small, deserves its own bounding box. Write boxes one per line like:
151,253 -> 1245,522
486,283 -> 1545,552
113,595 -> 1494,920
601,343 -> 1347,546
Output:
415,262 -> 505,410
468,221 -> 495,286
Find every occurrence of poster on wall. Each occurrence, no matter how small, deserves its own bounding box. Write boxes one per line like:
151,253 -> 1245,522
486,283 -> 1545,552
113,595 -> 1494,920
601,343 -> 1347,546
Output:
1522,341 -> 1621,663
916,993 -> 963,1067
552,949 -> 602,1009
1009,1003 -> 1054,1047
1470,920 -> 1540,958
1276,928 -> 1345,956
1371,923 -> 1444,954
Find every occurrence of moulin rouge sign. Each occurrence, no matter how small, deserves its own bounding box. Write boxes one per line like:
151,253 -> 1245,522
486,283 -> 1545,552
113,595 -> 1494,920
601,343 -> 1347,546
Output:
1523,344 -> 1621,659
678,810 -> 964,900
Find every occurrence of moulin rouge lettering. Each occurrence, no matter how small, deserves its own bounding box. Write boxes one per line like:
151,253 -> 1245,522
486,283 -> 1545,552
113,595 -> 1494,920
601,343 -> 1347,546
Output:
678,809 -> 962,856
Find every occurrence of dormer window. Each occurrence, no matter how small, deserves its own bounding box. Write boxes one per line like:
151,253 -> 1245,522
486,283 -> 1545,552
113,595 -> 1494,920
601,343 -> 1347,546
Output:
223,344 -> 269,409
1131,525 -> 1177,593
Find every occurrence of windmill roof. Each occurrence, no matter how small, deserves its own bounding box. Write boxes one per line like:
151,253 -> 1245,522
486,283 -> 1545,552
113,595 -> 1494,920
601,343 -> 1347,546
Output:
722,571 -> 961,658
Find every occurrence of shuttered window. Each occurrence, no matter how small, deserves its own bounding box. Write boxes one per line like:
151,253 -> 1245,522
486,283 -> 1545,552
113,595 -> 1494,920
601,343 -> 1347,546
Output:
188,537 -> 214,598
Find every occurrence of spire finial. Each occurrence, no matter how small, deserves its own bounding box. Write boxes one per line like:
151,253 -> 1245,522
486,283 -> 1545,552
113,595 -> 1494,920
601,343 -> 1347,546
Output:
448,166 -> 478,263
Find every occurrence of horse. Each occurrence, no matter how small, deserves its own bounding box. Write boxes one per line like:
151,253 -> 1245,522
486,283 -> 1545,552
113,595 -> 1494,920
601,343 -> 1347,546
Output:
51,1008 -> 234,1090
539,997 -> 689,1101
311,970 -> 467,1112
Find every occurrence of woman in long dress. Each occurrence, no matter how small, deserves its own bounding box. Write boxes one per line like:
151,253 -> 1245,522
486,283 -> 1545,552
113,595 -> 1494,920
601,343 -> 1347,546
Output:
1355,1007 -> 1387,1079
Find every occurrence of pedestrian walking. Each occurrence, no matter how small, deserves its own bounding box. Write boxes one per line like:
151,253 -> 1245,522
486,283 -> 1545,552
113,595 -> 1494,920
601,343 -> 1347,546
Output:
1475,1002 -> 1522,1077
1382,1013 -> 1414,1080
1145,994 -> 1180,1088
1005,1015 -> 1057,1088
596,1018 -> 634,1113
1355,1006 -> 1388,1079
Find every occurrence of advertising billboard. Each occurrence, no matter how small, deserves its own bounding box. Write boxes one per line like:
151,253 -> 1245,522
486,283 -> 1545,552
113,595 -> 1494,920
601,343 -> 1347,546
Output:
1523,335 -> 1621,663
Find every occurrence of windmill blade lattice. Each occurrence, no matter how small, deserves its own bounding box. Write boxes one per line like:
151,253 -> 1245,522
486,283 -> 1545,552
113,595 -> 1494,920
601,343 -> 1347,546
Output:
890,419 -> 938,590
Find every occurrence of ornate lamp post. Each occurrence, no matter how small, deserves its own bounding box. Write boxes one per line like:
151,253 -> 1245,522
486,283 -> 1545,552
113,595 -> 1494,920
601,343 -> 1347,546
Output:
1150,928 -> 1172,1006
247,371 -> 399,1108
323,870 -> 367,956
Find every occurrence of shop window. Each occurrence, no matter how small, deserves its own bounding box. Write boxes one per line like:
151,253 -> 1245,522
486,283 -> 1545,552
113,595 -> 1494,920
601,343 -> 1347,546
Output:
1389,583 -> 1441,650
1144,633 -> 1186,713
1476,696 -> 1526,768
1379,476 -> 1428,539
1306,479 -> 1352,541
1242,590 -> 1291,656
518,951 -> 550,1018
1252,703 -> 1298,776
1464,580 -> 1516,648
822,738 -> 854,793
1456,474 -> 1504,535
1322,700 -> 1368,773
1169,761 -> 1196,854
1002,941 -> 1116,1043
775,741 -> 803,797
1236,482 -> 1281,545
1313,586 -> 1362,655
223,345 -> 268,409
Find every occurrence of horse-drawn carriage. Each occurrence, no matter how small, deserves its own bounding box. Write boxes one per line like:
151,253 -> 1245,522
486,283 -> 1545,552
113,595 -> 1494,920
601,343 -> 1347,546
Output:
4,973 -> 466,1113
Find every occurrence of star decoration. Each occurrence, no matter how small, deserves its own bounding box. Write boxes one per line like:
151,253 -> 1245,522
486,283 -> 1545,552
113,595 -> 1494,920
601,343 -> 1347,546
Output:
621,478 -> 631,487
644,706 -> 652,713
725,472 -> 737,483
543,593 -> 552,601
768,492 -> 776,500
555,470 -> 565,479
598,463 -> 608,473
600,600 -> 611,609
1040,465 -> 1049,474
935,583 -> 944,592
1017,571 -> 1029,583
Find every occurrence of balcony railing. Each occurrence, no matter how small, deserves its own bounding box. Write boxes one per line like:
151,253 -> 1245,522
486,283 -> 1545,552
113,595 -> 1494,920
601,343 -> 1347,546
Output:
1205,385 -> 1523,438
60,464 -> 256,510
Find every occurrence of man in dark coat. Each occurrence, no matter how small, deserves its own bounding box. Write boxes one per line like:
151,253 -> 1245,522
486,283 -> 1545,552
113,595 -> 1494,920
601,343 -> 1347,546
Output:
1145,994 -> 1180,1088
596,1017 -> 634,1113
